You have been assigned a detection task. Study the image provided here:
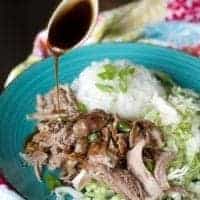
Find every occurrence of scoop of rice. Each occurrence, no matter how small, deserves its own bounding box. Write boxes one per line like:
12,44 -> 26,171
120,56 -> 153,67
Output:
72,59 -> 166,119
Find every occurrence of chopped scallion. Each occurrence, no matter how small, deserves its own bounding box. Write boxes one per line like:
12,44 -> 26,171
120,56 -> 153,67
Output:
98,64 -> 117,80
95,83 -> 114,93
77,102 -> 88,113
117,121 -> 131,133
43,174 -> 62,191
96,65 -> 136,93
88,132 -> 99,143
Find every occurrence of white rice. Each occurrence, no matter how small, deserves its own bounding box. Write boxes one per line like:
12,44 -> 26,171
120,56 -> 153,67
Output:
71,59 -> 166,119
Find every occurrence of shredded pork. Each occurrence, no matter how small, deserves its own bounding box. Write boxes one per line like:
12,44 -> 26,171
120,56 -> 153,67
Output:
24,86 -> 178,200
85,163 -> 145,200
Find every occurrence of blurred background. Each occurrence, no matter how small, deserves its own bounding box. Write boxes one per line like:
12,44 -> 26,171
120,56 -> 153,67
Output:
0,0 -> 131,90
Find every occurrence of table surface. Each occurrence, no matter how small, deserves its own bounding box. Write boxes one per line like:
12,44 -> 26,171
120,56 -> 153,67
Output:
0,0 -> 131,91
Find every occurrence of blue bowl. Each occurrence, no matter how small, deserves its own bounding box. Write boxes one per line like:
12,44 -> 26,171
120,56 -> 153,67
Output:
0,43 -> 200,200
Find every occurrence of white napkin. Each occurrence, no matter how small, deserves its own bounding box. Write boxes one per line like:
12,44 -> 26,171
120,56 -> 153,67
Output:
0,185 -> 24,200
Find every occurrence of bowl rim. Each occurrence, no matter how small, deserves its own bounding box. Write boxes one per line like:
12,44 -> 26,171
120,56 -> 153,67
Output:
1,42 -> 200,100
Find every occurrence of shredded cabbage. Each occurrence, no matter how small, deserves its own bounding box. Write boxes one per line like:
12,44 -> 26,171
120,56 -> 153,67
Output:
54,186 -> 84,200
169,87 -> 200,115
162,193 -> 182,200
145,85 -> 200,199
82,181 -> 124,200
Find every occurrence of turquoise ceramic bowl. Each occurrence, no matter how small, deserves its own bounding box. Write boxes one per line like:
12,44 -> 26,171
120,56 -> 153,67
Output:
0,43 -> 200,200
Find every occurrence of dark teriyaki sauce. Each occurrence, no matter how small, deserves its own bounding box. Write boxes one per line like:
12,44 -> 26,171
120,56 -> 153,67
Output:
54,56 -> 60,112
48,0 -> 93,50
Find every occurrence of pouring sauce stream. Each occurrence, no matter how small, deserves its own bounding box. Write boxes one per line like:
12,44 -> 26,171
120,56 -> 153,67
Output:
47,0 -> 94,112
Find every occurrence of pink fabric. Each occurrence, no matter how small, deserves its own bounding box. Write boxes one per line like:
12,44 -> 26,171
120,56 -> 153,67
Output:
182,44 -> 200,56
0,178 -> 6,185
0,175 -> 7,185
33,30 -> 50,58
167,0 -> 200,22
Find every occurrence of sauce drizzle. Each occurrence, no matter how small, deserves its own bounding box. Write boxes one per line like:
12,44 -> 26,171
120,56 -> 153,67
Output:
48,0 -> 94,113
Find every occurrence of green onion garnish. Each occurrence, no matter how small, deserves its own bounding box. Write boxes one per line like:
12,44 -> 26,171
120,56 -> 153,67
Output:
98,64 -> 118,80
117,121 -> 131,133
88,132 -> 99,143
95,83 -> 114,93
77,102 -> 88,113
43,174 -> 62,191
96,65 -> 136,93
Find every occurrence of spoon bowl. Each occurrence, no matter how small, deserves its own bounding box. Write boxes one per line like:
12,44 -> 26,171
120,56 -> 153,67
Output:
47,0 -> 99,55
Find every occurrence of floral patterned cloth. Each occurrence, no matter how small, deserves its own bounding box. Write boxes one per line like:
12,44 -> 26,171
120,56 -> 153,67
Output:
166,0 -> 200,56
2,0 -> 200,199
167,0 -> 200,22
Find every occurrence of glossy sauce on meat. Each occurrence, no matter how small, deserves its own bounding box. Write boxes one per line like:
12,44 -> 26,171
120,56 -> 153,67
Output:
25,87 -> 176,199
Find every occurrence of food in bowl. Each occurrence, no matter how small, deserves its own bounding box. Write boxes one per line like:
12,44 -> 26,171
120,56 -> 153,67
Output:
23,60 -> 200,200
